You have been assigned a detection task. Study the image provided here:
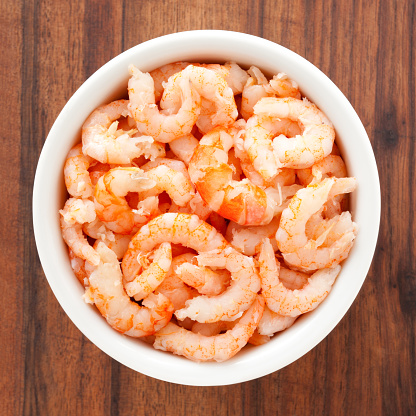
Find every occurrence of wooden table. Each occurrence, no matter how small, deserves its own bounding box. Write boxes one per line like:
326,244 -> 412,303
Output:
1,0 -> 414,414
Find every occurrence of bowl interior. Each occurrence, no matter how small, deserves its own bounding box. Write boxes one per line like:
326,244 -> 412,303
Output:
33,30 -> 380,386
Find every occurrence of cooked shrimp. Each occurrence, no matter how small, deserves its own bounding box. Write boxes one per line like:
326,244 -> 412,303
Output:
175,247 -> 260,323
208,211 -> 228,236
222,62 -> 249,95
94,167 -> 158,234
124,242 -> 172,301
188,125 -> 277,225
168,191 -> 213,220
225,216 -> 280,256
297,154 -> 347,186
265,73 -> 301,99
240,66 -> 269,120
259,238 -> 341,316
150,61 -> 190,102
68,249 -> 88,287
153,295 -> 264,362
257,305 -> 297,336
121,213 -> 230,281
156,254 -> 199,311
89,162 -> 111,186
245,97 -> 335,179
138,165 -> 195,207
175,259 -> 231,296
128,65 -> 201,143
160,65 -> 238,134
276,177 -> 358,270
169,134 -> 199,166
64,144 -> 94,198
60,198 -> 99,266
82,99 -> 164,164
84,243 -> 173,337
241,68 -> 301,120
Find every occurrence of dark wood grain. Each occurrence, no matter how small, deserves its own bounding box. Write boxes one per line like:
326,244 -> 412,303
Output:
1,0 -> 415,414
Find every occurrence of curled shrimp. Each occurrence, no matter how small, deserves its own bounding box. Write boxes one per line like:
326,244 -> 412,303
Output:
175,247 -> 260,323
94,167 -> 158,234
153,295 -> 264,362
161,65 -> 238,134
149,61 -> 191,102
259,238 -> 341,317
138,164 -> 195,207
128,65 -> 201,143
124,242 -> 172,301
188,124 -> 277,225
121,213 -> 230,282
276,177 -> 358,270
60,198 -> 99,266
297,154 -> 348,218
84,243 -> 173,337
64,144 -> 94,198
245,97 -> 335,180
82,99 -> 164,164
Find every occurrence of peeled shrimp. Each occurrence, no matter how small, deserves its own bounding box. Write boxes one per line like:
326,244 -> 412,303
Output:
276,177 -> 358,270
124,242 -> 172,301
160,65 -> 238,134
121,213 -> 230,281
245,97 -> 335,179
68,249 -> 88,287
82,99 -> 164,164
128,65 -> 201,143
94,167 -> 158,234
175,247 -> 260,323
60,198 -> 99,266
64,144 -> 94,198
84,243 -> 173,337
153,295 -> 264,362
149,61 -> 191,102
259,238 -> 341,317
188,125 -> 276,225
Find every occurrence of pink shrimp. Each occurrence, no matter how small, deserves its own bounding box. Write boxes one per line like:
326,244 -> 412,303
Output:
153,295 -> 264,362
259,238 -> 341,317
188,125 -> 276,225
128,65 -> 201,143
64,144 -> 94,198
84,243 -> 173,337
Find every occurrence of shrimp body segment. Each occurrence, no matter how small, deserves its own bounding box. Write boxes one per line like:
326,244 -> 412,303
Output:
153,295 -> 264,362
124,242 -> 172,301
85,243 -> 173,337
64,144 -> 94,198
188,126 -> 276,225
174,247 -> 261,323
259,239 -> 341,317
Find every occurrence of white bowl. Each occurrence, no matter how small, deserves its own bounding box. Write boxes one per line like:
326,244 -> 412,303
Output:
33,30 -> 380,386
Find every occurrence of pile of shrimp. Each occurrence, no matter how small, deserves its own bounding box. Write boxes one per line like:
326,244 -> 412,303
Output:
60,61 -> 358,362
